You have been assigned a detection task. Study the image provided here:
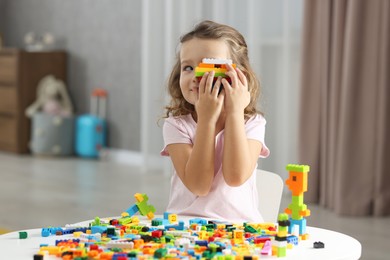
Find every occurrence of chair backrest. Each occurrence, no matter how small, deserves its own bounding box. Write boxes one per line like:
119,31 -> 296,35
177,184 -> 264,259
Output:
256,169 -> 284,223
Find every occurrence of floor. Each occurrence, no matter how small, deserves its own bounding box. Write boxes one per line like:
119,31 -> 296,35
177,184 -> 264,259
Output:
0,152 -> 389,259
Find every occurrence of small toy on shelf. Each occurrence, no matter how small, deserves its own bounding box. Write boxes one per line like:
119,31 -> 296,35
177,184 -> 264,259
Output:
24,32 -> 56,51
25,75 -> 73,118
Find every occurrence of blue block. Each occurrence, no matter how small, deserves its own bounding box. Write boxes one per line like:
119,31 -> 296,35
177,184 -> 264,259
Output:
189,218 -> 208,225
41,228 -> 50,237
49,227 -> 62,235
288,218 -> 307,235
165,221 -> 185,230
126,204 -> 139,216
287,235 -> 299,245
91,226 -> 107,234
163,212 -> 171,219
195,240 -> 208,246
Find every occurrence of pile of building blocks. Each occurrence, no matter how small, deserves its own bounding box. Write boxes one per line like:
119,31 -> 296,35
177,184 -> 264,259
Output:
30,165 -> 321,259
34,213 -> 288,259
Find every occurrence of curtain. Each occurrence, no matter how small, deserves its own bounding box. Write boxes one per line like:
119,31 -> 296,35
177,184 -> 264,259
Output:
299,0 -> 390,216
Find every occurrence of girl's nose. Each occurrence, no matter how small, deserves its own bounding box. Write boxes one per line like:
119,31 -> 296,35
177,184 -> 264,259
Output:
192,73 -> 198,83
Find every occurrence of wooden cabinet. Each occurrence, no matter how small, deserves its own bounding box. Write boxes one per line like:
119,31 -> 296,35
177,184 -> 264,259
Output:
0,48 -> 67,153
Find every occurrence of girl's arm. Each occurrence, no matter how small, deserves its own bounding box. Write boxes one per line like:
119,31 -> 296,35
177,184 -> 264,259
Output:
166,120 -> 216,196
223,113 -> 263,186
222,65 -> 263,186
167,72 -> 224,196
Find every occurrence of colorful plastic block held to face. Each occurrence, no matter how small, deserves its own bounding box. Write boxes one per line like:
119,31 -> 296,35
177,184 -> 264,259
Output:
194,58 -> 237,83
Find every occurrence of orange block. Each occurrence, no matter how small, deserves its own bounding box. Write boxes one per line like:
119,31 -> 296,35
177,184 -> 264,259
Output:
286,171 -> 308,196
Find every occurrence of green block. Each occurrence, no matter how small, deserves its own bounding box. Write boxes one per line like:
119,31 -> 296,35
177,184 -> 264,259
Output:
286,164 -> 310,172
127,251 -> 138,258
292,195 -> 304,205
244,225 -> 257,233
154,248 -> 167,258
91,217 -> 101,226
19,231 -> 27,239
278,226 -> 288,232
119,217 -> 133,225
195,71 -> 228,78
151,219 -> 163,226
107,227 -> 116,235
277,246 -> 287,257
209,243 -> 218,253
278,213 -> 289,221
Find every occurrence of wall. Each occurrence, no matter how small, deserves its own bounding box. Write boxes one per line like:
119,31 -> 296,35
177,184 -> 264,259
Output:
2,0 -> 142,151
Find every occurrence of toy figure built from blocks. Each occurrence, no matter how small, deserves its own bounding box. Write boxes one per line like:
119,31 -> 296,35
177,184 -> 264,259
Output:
195,58 -> 236,83
285,164 -> 311,240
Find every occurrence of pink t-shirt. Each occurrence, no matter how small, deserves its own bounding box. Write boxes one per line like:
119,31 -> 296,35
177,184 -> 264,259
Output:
161,113 -> 270,223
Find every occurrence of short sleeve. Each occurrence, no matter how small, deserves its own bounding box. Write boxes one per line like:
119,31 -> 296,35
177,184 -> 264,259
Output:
246,114 -> 270,158
160,116 -> 193,156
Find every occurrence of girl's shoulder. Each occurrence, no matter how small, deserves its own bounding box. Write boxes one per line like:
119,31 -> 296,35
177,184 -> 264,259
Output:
164,114 -> 196,127
246,113 -> 267,126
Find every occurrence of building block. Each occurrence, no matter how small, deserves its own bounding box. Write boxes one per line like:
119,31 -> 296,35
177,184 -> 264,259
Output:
125,204 -> 139,216
194,58 -> 236,83
134,193 -> 156,220
287,235 -> 298,246
19,231 -> 28,239
41,228 -> 50,237
314,241 -> 325,248
168,213 -> 178,223
124,193 -> 156,220
261,240 -> 272,255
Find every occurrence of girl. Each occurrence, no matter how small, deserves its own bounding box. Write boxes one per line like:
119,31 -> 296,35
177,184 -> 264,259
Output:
161,20 -> 270,222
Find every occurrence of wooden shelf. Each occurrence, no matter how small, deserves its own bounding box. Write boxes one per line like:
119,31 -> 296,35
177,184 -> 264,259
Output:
0,48 -> 67,153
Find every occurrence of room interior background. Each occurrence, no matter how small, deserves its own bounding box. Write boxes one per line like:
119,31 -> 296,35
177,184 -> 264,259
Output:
0,0 -> 304,181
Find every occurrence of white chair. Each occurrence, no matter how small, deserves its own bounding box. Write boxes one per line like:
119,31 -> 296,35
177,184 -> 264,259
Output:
257,169 -> 284,223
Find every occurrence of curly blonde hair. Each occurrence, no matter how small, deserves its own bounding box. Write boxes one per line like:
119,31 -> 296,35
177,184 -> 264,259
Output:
164,20 -> 262,119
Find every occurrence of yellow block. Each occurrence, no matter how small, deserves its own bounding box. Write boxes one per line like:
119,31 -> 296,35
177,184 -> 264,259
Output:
168,214 -> 178,223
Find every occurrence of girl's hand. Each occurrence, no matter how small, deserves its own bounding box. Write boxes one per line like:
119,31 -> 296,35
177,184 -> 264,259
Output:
222,64 -> 250,115
195,71 -> 225,124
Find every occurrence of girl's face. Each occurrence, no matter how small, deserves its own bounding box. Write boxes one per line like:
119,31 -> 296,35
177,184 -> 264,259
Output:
179,38 -> 231,105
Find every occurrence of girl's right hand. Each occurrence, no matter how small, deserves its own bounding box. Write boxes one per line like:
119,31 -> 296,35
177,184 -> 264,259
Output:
195,71 -> 225,124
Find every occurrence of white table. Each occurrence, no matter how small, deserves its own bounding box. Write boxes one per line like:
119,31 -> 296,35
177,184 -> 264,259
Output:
0,217 -> 361,260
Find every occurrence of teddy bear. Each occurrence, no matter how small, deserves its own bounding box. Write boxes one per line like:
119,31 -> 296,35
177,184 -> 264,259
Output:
25,75 -> 73,118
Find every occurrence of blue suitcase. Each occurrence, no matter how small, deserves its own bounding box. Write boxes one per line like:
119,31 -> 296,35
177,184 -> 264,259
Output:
75,115 -> 106,157
75,89 -> 107,158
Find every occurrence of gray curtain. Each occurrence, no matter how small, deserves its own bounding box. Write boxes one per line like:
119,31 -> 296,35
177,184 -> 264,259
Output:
299,0 -> 390,216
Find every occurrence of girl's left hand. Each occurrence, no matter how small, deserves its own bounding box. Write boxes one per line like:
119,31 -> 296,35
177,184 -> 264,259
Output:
221,64 -> 250,115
